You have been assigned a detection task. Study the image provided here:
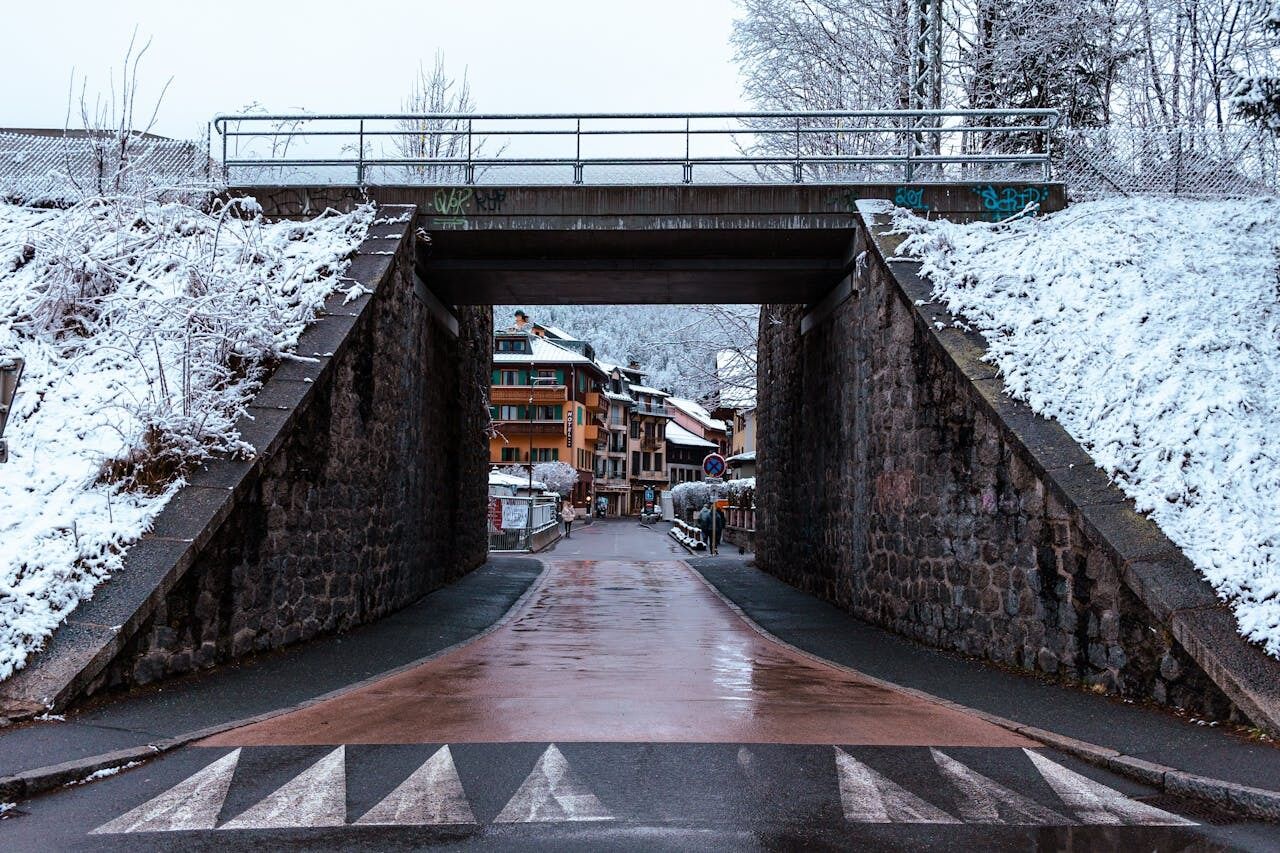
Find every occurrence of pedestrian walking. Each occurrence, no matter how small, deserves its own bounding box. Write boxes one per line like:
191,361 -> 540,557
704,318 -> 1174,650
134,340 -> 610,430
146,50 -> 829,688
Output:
712,504 -> 726,555
561,502 -> 577,538
698,503 -> 713,553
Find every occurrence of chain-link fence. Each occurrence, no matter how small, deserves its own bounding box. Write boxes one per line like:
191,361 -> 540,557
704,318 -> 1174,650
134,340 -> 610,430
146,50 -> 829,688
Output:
1057,126 -> 1280,200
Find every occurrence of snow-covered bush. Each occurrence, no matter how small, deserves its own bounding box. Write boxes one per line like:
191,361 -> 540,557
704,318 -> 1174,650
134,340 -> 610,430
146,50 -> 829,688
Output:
0,195 -> 374,681
894,197 -> 1280,658
671,481 -> 712,518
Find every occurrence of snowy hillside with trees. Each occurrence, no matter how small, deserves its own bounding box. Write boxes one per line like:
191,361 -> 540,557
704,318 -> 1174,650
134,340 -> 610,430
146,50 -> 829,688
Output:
893,197 -> 1280,658
0,196 -> 373,681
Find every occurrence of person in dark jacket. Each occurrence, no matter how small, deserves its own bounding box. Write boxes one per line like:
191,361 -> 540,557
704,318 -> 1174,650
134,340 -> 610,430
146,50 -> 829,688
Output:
697,504 -> 713,551
710,505 -> 726,554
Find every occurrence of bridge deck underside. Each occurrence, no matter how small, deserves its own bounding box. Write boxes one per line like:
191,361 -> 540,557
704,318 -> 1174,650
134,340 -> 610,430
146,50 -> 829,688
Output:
240,184 -> 1065,305
420,228 -> 851,305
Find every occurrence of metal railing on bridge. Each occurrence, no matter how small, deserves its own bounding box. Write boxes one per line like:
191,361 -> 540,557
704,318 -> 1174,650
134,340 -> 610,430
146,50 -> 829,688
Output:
211,110 -> 1059,186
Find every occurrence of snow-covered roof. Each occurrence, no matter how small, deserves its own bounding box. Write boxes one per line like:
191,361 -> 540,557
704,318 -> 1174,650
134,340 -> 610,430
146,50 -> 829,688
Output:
666,421 -> 717,448
604,389 -> 634,403
489,471 -> 548,491
538,324 -> 576,341
493,333 -> 595,365
667,396 -> 728,433
726,451 -> 756,465
628,384 -> 669,397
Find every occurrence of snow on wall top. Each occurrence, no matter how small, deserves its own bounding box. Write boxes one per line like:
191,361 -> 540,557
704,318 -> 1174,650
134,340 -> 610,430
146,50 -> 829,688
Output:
894,196 -> 1280,658
0,196 -> 374,683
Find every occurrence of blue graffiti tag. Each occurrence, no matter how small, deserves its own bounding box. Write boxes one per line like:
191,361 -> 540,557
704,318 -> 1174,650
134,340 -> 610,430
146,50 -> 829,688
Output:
973,185 -> 1050,222
893,186 -> 930,211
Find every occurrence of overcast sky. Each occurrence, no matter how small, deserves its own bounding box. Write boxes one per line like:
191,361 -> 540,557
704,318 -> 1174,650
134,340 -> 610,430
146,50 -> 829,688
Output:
2,1 -> 749,140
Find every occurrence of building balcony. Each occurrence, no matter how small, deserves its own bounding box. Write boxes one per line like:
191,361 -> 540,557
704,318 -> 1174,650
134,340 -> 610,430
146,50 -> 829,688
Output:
639,436 -> 660,452
633,404 -> 670,418
633,470 -> 669,482
580,424 -> 601,443
583,390 -> 607,412
595,476 -> 629,490
491,384 -> 567,406
493,419 -> 566,436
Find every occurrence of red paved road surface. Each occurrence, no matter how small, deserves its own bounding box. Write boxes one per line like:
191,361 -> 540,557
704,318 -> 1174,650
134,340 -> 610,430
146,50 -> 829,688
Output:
204,560 -> 1032,747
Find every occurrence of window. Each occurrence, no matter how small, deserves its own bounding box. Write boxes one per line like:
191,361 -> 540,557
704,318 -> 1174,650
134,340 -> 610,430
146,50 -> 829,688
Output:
654,453 -> 663,470
501,447 -> 520,462
642,452 -> 651,471
531,448 -> 560,462
498,369 -> 520,385
534,369 -> 558,383
630,421 -> 640,439
495,338 -> 530,354
632,451 -> 640,474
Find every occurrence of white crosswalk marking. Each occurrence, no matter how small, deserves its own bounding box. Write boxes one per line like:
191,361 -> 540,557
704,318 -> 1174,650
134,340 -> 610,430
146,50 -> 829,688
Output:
834,747 -> 959,824
1024,749 -> 1196,826
90,749 -> 241,834
354,745 -> 477,825
220,746 -> 346,829
930,748 -> 1071,825
493,744 -> 612,823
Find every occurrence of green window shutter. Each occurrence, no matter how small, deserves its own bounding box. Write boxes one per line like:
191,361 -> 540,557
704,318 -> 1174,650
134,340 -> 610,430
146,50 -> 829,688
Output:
554,405 -> 563,420
577,407 -> 583,425
491,369 -> 500,384
553,448 -> 559,461
557,369 -> 565,385
518,369 -> 529,385
489,406 -> 497,419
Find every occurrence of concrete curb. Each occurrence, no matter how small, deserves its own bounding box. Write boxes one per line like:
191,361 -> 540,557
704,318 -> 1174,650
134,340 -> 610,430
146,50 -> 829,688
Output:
685,559 -> 1280,823
0,559 -> 552,804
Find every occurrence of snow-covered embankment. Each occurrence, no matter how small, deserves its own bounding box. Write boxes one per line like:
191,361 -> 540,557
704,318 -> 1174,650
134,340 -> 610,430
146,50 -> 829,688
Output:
0,198 -> 373,681
893,197 -> 1280,657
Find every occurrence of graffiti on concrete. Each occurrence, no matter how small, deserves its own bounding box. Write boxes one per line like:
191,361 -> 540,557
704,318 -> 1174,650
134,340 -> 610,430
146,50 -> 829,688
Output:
428,187 -> 474,226
893,186 -> 930,212
973,185 -> 1051,222
474,189 -> 507,212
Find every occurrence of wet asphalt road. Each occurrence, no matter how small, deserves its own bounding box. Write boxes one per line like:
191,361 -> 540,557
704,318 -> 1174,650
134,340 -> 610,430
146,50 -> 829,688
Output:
3,521 -> 1276,850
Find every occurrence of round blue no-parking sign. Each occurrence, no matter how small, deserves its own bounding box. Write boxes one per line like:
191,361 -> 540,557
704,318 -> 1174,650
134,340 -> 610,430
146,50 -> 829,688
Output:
702,453 -> 726,478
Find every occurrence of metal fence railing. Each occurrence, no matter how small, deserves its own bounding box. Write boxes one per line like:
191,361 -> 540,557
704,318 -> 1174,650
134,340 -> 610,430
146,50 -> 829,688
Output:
1057,126 -> 1280,199
210,110 -> 1060,186
487,494 -> 560,552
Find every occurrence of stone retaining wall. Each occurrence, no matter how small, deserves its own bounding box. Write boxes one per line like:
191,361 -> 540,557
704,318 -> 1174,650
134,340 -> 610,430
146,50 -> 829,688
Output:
757,206 -> 1280,733
0,205 -> 491,713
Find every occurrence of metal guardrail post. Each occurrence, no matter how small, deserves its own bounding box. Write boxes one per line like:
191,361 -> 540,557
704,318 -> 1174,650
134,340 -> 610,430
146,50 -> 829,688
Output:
683,117 -> 693,184
356,119 -> 365,185
466,118 -> 476,185
574,118 -> 584,185
792,117 -> 803,183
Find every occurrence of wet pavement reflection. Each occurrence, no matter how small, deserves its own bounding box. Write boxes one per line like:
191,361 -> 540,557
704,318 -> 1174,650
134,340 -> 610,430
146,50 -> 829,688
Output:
206,560 -> 1033,747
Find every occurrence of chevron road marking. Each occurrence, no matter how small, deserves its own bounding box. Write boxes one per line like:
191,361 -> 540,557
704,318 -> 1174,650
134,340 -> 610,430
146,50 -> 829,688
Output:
930,748 -> 1072,825
87,744 -> 1202,833
1024,749 -> 1195,826
220,746 -> 347,829
354,745 -> 477,826
493,744 -> 613,823
91,748 -> 241,834
834,747 -> 960,824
